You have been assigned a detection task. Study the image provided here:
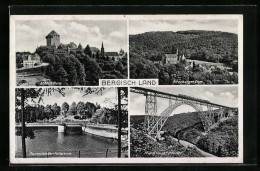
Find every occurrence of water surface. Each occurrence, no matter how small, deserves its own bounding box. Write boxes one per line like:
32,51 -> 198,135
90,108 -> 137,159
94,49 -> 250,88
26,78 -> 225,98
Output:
15,127 -> 120,158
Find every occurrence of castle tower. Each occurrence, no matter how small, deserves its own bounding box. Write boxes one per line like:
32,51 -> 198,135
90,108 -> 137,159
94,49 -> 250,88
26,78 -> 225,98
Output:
101,42 -> 105,58
46,30 -> 60,48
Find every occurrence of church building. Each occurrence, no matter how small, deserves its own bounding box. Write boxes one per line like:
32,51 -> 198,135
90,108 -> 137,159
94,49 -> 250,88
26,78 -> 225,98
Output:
165,48 -> 186,64
100,42 -> 125,61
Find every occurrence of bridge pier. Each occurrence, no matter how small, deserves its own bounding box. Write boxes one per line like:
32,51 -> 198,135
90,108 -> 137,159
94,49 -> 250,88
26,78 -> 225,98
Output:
145,92 -> 157,133
58,125 -> 65,133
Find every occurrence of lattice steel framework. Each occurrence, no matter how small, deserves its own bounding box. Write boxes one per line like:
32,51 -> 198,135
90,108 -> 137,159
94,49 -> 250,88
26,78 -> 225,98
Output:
144,92 -> 157,133
130,87 -> 233,137
148,100 -> 201,136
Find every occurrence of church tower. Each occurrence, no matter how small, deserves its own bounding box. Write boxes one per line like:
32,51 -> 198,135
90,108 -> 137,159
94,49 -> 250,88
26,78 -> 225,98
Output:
101,42 -> 105,58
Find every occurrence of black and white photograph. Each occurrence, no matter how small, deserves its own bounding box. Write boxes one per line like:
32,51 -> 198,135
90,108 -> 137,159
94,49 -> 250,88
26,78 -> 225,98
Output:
14,87 -> 128,158
129,19 -> 239,85
10,14 -> 244,164
130,86 -> 239,158
15,19 -> 128,86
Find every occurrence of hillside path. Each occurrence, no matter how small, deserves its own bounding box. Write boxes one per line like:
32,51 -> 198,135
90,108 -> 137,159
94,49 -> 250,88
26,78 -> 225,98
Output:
172,137 -> 217,157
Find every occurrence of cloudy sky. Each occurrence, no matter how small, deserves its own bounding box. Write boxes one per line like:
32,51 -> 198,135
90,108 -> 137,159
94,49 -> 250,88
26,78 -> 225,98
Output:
26,88 -> 125,108
129,20 -> 238,35
15,20 -> 127,52
130,86 -> 238,116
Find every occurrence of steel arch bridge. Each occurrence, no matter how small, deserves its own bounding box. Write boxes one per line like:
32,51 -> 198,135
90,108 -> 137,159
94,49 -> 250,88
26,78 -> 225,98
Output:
130,87 -> 235,137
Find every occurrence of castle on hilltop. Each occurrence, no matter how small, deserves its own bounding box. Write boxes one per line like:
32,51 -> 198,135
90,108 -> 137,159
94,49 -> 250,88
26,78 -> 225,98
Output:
37,30 -> 80,56
36,30 -> 125,61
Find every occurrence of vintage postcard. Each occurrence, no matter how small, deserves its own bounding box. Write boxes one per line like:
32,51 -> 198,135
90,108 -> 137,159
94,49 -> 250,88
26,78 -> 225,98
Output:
10,15 -> 243,164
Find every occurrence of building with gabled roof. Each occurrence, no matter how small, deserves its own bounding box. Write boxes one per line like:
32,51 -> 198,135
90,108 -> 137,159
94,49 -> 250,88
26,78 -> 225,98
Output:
165,48 -> 186,64
100,42 -> 125,61
22,53 -> 41,69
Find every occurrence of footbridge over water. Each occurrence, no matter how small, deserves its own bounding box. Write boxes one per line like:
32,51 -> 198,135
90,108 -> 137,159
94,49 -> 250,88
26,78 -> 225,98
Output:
130,87 -> 236,137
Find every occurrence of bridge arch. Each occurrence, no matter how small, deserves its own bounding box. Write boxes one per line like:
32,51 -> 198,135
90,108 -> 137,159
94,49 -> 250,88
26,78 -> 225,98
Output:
148,101 -> 202,135
168,101 -> 201,116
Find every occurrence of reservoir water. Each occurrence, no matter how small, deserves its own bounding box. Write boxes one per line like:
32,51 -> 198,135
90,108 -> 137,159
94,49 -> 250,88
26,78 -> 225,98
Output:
15,127 -> 123,158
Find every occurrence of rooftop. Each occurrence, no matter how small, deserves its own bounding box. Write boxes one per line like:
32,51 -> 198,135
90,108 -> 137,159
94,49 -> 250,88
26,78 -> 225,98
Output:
46,30 -> 60,38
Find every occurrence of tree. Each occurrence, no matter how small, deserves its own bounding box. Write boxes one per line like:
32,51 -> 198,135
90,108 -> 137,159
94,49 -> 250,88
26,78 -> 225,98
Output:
82,56 -> 102,85
44,104 -> 53,119
68,69 -> 79,85
45,65 -> 55,78
55,67 -> 68,85
84,102 -> 96,118
51,103 -> 60,116
84,45 -> 92,57
77,64 -> 86,85
78,43 -> 83,50
68,102 -> 77,115
96,52 -> 99,59
16,53 -> 23,68
62,102 -> 69,117
15,88 -> 66,158
76,101 -> 85,116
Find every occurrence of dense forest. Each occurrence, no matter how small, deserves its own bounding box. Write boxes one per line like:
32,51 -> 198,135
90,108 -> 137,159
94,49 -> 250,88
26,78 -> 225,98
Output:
130,30 -> 238,84
16,45 -> 128,86
15,101 -> 100,123
130,30 -> 238,63
165,109 -> 238,157
15,100 -> 128,128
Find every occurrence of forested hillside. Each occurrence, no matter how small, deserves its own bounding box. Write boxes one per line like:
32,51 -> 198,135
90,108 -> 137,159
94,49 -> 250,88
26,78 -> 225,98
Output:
130,30 -> 238,84
130,30 -> 238,64
17,46 -> 128,86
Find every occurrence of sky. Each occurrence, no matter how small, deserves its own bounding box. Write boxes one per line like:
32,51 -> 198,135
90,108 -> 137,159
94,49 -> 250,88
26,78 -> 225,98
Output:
26,88 -> 125,109
130,86 -> 238,116
15,20 -> 127,53
129,20 -> 238,35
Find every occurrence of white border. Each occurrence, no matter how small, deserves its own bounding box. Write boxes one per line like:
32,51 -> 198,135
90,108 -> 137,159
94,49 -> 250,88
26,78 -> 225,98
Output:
10,14 -> 243,164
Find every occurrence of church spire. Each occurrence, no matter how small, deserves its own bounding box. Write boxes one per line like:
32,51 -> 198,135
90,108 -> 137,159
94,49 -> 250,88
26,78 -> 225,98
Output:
101,41 -> 105,58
